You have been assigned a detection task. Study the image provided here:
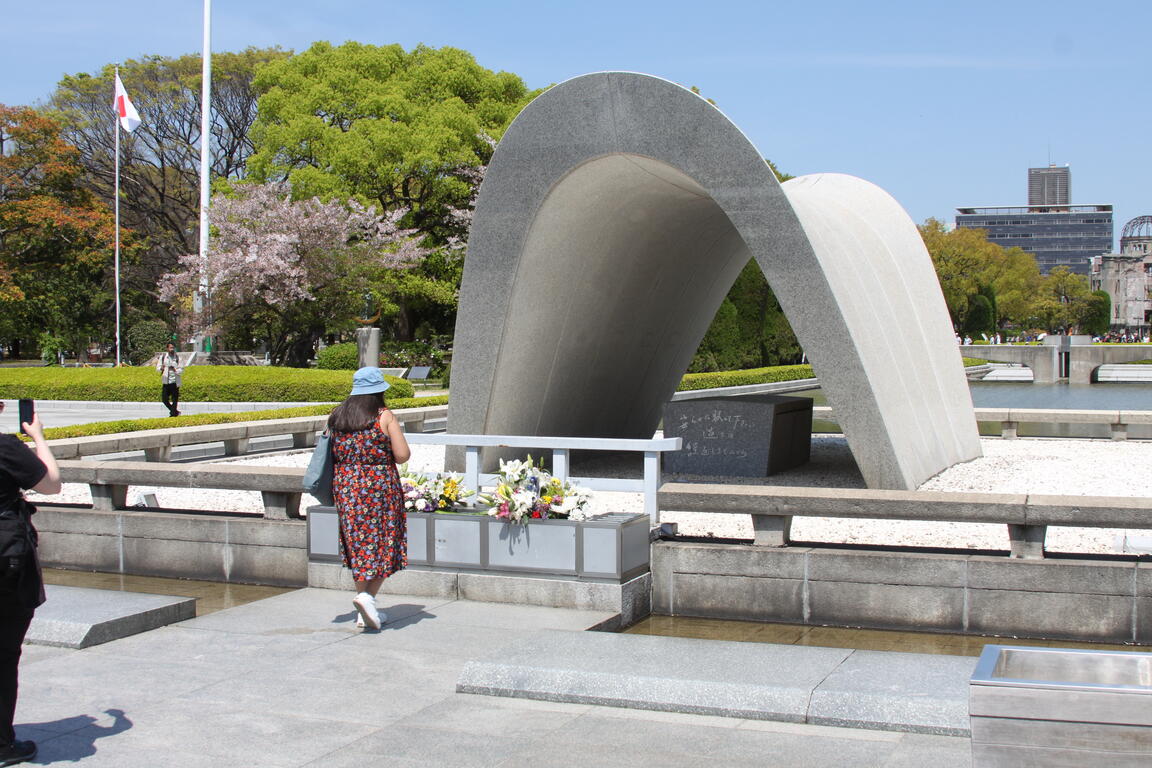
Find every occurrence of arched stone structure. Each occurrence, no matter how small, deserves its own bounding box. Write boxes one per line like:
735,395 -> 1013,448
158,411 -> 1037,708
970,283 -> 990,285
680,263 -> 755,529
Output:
448,72 -> 980,489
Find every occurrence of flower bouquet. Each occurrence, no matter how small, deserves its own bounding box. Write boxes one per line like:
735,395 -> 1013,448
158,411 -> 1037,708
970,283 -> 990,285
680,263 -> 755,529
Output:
480,456 -> 592,524
399,468 -> 475,513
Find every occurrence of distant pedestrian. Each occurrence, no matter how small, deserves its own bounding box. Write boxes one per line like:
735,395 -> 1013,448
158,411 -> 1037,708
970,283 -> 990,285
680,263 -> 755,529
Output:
327,367 -> 411,630
0,402 -> 62,766
156,342 -> 182,417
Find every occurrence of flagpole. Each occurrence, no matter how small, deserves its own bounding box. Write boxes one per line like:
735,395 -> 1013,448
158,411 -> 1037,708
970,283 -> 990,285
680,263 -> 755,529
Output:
197,0 -> 212,354
113,65 -> 122,367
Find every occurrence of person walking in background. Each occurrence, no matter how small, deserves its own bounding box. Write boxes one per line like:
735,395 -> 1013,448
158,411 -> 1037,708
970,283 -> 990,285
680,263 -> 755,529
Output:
0,403 -> 62,766
328,367 -> 410,630
156,342 -> 182,417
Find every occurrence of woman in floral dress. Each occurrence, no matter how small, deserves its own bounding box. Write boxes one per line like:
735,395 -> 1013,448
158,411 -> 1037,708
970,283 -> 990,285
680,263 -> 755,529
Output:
328,367 -> 411,630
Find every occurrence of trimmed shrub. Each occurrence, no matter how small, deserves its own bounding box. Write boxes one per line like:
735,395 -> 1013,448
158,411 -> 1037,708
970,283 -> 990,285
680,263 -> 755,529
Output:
678,365 -> 815,391
964,294 -> 994,337
126,320 -> 173,365
679,360 -> 986,391
0,366 -> 413,402
38,333 -> 66,365
315,342 -> 360,370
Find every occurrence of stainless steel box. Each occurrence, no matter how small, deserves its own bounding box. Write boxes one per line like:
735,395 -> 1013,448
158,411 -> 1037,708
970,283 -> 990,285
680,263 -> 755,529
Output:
307,506 -> 649,583
970,644 -> 1152,767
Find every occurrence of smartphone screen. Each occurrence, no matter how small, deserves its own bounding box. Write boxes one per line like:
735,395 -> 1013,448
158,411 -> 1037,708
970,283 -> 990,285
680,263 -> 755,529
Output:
17,398 -> 34,435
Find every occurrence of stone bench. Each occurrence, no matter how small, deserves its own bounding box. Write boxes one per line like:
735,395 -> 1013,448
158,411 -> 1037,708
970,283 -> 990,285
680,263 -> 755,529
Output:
58,460 -> 308,520
658,482 -> 1152,559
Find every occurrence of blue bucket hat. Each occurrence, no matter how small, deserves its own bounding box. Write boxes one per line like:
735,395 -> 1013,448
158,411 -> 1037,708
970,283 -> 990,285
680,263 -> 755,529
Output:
350,366 -> 391,396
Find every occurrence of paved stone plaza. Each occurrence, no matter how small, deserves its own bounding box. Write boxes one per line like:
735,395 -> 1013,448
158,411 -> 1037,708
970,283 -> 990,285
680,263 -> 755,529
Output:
16,589 -> 972,767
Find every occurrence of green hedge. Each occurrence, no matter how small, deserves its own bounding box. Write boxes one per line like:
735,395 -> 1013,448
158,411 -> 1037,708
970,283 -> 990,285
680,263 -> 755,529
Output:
677,364 -> 815,391
677,359 -> 986,391
27,395 -> 449,441
0,366 -> 413,402
315,342 -> 360,370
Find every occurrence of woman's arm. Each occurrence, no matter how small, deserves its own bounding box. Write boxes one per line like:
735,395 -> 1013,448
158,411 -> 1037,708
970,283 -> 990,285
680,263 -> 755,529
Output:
379,409 -> 411,465
23,414 -> 62,495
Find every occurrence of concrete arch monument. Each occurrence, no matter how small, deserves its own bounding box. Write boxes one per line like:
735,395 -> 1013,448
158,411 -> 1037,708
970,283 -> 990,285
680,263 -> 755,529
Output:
448,72 -> 980,489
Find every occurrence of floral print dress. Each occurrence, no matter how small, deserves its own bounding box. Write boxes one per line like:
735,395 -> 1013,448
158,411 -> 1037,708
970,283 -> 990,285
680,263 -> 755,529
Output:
331,417 -> 406,581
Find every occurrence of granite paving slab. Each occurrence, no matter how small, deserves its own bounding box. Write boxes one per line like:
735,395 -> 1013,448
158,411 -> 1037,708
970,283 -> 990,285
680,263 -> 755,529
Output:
457,629 -> 854,721
14,589 -> 972,766
27,585 -> 196,649
458,629 -> 977,735
806,649 -> 977,735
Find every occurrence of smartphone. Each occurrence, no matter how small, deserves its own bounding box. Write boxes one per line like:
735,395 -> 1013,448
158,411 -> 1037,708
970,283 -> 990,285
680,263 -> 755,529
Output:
17,398 -> 34,435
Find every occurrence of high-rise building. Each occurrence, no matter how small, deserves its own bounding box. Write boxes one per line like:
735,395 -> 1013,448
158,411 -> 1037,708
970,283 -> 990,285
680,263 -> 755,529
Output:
956,165 -> 1112,275
1028,165 -> 1070,206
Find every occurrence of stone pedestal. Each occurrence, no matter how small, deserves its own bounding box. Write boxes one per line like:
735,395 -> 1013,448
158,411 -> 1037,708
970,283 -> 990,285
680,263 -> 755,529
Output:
356,327 -> 380,368
662,394 -> 813,477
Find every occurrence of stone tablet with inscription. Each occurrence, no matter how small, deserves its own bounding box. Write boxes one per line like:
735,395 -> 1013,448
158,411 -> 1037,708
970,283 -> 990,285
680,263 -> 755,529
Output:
663,395 -> 813,477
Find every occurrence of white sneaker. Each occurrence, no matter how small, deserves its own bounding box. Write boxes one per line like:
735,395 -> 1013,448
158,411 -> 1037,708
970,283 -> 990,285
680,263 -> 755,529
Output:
353,593 -> 381,630
355,609 -> 387,629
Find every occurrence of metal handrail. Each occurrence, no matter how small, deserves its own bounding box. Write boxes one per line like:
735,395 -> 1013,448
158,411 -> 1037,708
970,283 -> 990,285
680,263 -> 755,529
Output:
405,433 -> 682,521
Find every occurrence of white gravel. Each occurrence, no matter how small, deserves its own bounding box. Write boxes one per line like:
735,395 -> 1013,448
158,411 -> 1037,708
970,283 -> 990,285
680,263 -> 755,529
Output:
29,436 -> 1152,556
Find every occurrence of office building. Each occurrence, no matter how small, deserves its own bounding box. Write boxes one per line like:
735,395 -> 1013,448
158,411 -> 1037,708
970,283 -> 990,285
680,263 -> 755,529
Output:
956,165 -> 1112,275
1028,165 -> 1070,206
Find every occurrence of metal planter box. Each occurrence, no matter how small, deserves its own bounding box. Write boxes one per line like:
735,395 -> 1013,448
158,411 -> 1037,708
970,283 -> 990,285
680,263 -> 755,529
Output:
970,644 -> 1152,767
308,507 -> 649,582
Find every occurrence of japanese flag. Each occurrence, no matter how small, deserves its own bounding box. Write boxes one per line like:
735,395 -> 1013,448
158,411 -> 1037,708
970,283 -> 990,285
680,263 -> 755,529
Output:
114,74 -> 141,132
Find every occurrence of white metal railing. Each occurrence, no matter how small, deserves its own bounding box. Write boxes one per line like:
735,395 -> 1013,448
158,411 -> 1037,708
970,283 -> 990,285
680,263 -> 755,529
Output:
404,433 -> 682,521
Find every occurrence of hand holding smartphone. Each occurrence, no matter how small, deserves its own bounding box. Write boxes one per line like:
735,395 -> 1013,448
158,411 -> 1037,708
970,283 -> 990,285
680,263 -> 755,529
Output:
18,398 -> 34,435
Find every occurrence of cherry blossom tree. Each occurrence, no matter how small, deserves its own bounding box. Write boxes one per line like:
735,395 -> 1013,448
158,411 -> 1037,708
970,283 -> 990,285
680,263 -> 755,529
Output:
161,182 -> 428,365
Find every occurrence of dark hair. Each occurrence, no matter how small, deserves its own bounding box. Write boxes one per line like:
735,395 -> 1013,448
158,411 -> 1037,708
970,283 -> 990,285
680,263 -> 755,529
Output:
328,392 -> 385,433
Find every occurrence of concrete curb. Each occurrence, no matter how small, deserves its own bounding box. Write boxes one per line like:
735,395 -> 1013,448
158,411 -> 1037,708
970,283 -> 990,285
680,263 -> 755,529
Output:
457,629 -> 975,735
27,585 -> 196,648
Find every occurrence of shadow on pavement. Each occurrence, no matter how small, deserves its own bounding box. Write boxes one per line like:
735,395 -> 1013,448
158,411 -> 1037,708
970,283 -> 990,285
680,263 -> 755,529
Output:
21,708 -> 132,763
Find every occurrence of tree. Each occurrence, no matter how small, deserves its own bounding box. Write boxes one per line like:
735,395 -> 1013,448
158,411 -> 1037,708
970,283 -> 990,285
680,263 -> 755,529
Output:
246,42 -> 536,340
920,219 -> 1042,331
47,48 -> 290,310
964,294 -> 994,337
248,42 -> 535,241
1082,290 -> 1112,336
160,182 -> 427,365
690,161 -> 802,371
0,105 -> 118,356
1033,266 -> 1092,334
977,244 -> 1040,330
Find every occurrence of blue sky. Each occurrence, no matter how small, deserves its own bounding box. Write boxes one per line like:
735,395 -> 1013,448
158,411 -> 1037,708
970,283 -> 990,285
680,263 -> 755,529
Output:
3,1 -> 1150,245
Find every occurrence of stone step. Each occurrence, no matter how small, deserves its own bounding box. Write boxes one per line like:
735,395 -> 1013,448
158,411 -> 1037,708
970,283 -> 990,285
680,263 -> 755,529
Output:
27,585 -> 196,649
457,628 -> 976,736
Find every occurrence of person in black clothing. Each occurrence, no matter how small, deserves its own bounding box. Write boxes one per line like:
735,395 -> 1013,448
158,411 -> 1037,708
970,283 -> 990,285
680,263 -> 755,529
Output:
0,402 -> 61,766
156,342 -> 182,418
